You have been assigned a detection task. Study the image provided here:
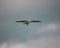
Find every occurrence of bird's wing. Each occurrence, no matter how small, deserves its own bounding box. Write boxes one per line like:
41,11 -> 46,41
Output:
16,20 -> 27,22
31,21 -> 41,22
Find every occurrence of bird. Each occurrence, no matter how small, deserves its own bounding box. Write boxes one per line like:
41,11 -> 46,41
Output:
15,20 -> 41,25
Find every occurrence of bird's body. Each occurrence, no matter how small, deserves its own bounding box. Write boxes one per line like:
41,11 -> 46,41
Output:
16,20 -> 41,25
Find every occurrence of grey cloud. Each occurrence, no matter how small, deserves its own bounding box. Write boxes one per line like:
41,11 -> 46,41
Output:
0,36 -> 60,48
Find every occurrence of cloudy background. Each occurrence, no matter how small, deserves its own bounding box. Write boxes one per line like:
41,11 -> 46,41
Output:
0,0 -> 60,48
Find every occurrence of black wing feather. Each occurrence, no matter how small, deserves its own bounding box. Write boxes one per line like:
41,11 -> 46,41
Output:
16,21 -> 27,22
31,21 -> 41,22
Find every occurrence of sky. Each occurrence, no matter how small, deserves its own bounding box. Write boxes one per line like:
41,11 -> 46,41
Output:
0,0 -> 60,48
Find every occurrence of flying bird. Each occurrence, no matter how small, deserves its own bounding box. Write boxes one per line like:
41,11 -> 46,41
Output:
15,20 -> 41,25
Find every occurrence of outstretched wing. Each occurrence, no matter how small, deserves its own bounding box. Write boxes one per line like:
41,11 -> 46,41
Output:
31,21 -> 41,22
16,20 -> 27,22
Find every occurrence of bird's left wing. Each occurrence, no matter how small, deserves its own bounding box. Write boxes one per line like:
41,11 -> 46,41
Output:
31,21 -> 41,22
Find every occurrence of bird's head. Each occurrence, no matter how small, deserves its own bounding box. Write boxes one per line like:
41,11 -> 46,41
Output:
28,20 -> 31,22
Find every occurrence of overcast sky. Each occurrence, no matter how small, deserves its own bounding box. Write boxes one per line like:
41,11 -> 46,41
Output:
0,0 -> 60,48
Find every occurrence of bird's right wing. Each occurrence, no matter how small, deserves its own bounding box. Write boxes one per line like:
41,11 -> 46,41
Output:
15,20 -> 27,23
